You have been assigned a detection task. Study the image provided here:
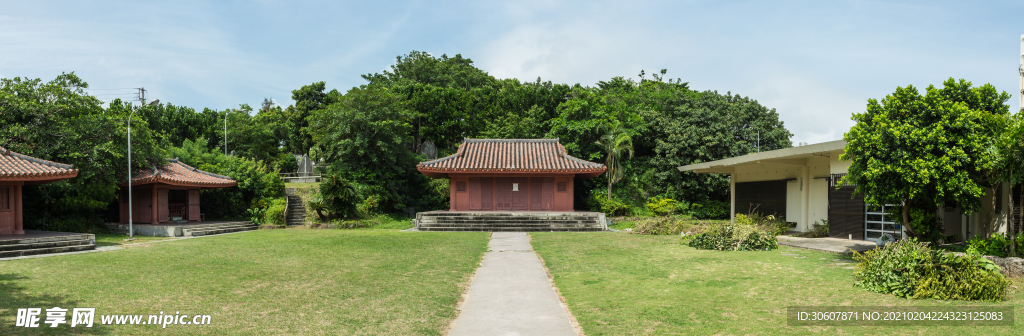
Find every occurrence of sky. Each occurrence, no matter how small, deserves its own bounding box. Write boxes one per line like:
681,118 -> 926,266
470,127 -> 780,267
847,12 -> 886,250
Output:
2,0 -> 1022,145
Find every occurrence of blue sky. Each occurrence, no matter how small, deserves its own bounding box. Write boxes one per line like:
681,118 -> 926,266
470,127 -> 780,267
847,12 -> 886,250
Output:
2,1 -> 1021,144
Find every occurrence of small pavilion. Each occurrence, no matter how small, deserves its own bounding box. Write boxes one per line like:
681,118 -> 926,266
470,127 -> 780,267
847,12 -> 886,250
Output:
417,139 -> 606,211
0,147 -> 80,235
118,159 -> 237,224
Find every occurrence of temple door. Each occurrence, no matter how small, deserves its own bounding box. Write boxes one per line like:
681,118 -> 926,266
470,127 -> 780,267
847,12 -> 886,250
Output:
0,186 -> 13,234
479,177 -> 493,210
542,177 -> 555,210
511,177 -> 528,210
188,190 -> 201,221
136,191 -> 152,223
495,178 -> 512,210
157,189 -> 169,223
530,178 -> 542,210
469,177 -> 482,210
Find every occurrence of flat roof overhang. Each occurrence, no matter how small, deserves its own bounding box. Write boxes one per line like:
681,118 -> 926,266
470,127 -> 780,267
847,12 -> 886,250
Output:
677,140 -> 846,174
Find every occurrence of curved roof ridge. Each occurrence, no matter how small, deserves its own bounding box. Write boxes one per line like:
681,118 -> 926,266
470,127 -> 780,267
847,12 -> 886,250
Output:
416,138 -> 606,174
0,146 -> 75,170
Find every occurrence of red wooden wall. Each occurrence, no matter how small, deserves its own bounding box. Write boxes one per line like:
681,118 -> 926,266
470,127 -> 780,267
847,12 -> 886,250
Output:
449,174 -> 575,211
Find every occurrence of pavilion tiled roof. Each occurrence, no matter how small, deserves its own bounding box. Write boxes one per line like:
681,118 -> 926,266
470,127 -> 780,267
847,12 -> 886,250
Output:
417,139 -> 606,174
0,146 -> 79,182
125,159 -> 237,188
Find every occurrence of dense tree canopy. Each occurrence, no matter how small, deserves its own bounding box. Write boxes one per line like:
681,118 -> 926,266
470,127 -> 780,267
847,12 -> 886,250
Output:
1,51 -> 797,230
841,78 -> 1011,240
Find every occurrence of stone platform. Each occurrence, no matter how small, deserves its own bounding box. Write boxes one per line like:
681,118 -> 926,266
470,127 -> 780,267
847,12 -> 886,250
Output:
414,211 -> 607,232
105,221 -> 256,237
0,231 -> 96,259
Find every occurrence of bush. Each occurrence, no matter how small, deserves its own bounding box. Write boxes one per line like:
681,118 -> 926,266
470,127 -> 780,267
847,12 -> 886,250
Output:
590,192 -> 630,216
734,213 -> 789,236
645,197 -> 688,216
964,233 -> 1018,258
689,200 -> 729,219
683,220 -> 778,251
853,239 -> 1010,301
357,195 -> 380,217
633,217 -> 694,235
311,174 -> 359,220
798,219 -> 829,238
264,198 -> 287,226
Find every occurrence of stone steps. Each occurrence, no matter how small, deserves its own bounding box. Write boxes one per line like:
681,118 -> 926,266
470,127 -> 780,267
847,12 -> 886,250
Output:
182,223 -> 258,237
286,195 -> 306,226
415,212 -> 607,232
0,234 -> 96,258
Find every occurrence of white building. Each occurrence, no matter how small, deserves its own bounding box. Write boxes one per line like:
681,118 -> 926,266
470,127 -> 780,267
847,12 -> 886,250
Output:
678,140 -> 1017,243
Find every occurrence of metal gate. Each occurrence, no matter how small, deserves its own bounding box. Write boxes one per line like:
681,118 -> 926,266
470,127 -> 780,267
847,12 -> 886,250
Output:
864,204 -> 903,243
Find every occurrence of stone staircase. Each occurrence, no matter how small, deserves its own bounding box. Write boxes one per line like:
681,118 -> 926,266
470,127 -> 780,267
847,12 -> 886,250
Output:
415,212 -> 607,232
286,195 -> 307,226
0,233 -> 96,258
181,222 -> 257,237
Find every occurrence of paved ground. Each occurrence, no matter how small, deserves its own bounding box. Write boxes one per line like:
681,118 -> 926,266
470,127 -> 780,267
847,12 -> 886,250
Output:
777,235 -> 877,254
447,232 -> 577,336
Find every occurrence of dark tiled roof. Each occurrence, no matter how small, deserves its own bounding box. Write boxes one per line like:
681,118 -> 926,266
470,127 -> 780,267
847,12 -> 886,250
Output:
417,139 -> 606,173
126,159 -> 237,188
0,146 -> 79,182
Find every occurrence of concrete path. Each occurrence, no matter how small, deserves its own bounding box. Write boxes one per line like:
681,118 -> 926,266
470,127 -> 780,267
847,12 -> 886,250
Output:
777,236 -> 877,254
447,232 -> 578,336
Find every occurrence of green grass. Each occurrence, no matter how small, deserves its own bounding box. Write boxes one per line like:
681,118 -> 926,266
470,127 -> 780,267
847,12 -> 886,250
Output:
530,232 -> 1024,335
93,233 -> 180,247
284,182 -> 318,189
1,229 -> 489,335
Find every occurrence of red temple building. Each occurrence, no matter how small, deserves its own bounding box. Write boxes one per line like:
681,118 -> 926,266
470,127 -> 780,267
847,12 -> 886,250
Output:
118,159 -> 237,224
0,147 -> 80,235
417,139 -> 606,212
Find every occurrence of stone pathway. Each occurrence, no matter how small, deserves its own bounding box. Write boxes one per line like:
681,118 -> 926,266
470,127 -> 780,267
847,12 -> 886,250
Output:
447,232 -> 578,336
777,236 -> 877,254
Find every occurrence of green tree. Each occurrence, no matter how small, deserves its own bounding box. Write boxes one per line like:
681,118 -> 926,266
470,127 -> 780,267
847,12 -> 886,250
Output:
841,78 -> 1010,239
595,122 -> 634,197
994,112 -> 1024,256
286,81 -> 340,155
0,73 -> 166,230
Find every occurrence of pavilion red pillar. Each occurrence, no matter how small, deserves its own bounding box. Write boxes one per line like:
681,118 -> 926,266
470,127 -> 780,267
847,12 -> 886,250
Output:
14,184 -> 24,234
151,186 -> 158,224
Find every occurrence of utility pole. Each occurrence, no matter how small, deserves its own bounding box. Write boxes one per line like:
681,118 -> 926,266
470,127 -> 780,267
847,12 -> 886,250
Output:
136,87 -> 147,106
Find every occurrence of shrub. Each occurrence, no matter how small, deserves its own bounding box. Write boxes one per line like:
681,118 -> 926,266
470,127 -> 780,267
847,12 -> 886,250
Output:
357,195 -> 380,217
633,217 -> 694,235
966,233 -> 1012,258
683,221 -> 778,251
734,213 -> 789,236
798,219 -> 829,238
311,174 -> 359,220
245,207 -> 266,226
646,197 -> 686,216
264,198 -> 287,226
853,239 -> 1010,301
590,192 -> 630,216
689,200 -> 729,219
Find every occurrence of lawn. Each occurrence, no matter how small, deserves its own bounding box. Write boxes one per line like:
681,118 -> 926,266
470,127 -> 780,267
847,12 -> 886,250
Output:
1,229 -> 489,335
531,232 -> 1024,335
93,233 -> 180,247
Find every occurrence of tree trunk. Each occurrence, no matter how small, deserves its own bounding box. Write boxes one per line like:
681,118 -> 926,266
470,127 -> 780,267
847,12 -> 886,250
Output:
607,178 -> 612,198
1009,187 -> 1016,257
901,200 -> 918,238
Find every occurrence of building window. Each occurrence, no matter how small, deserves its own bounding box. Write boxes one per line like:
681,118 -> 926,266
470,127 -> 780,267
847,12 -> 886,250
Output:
557,182 -> 567,192
456,182 -> 466,192
512,183 -> 519,191
0,186 -> 9,211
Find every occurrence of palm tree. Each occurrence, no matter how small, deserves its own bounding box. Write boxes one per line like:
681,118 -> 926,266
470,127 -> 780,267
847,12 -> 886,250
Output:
595,122 -> 634,197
